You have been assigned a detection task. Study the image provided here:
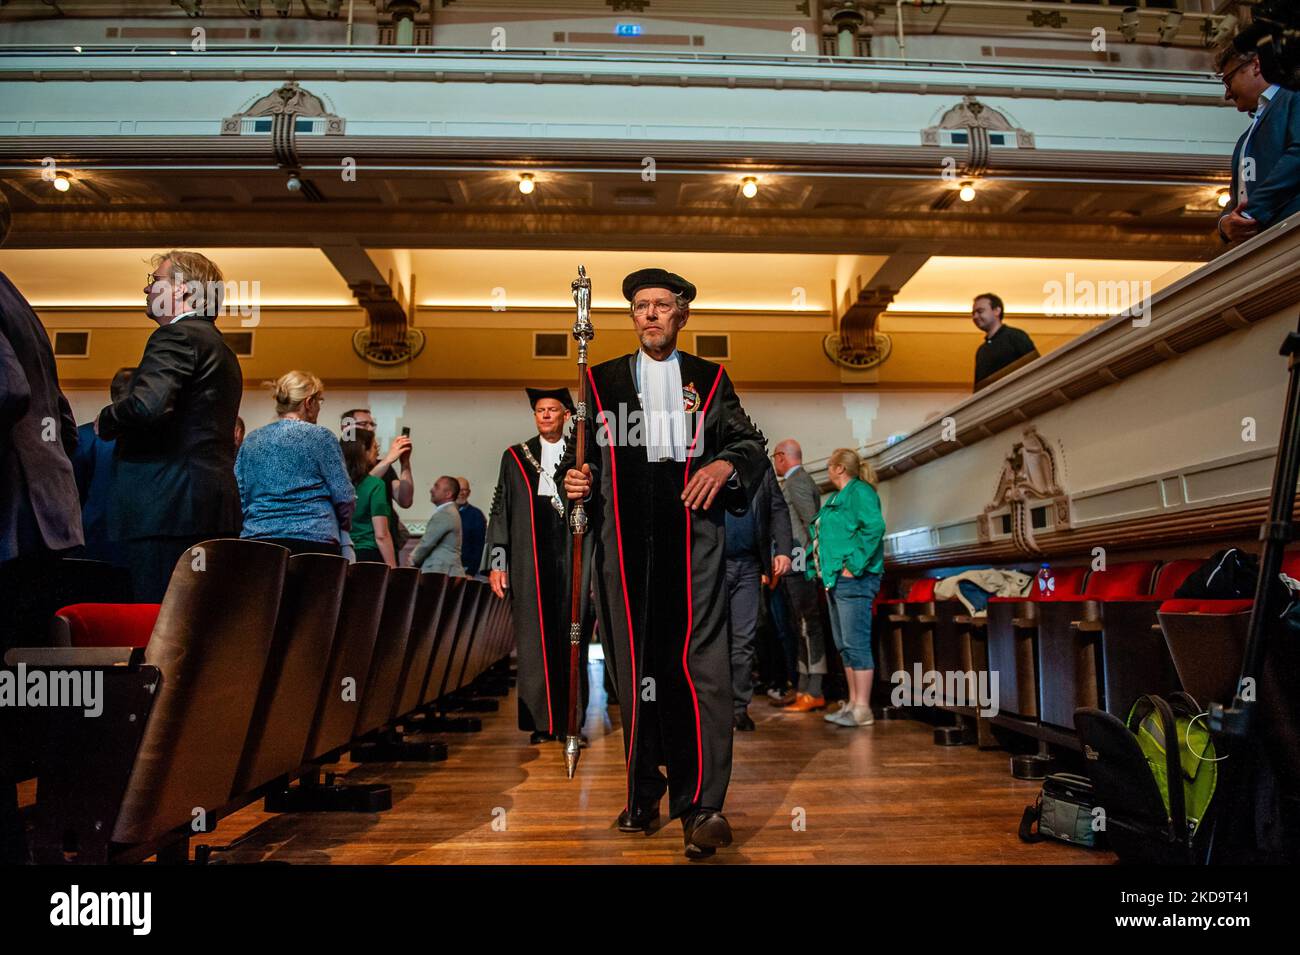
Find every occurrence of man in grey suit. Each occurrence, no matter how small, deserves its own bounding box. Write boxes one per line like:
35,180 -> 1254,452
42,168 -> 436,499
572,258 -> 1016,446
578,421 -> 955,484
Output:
411,474 -> 464,576
770,438 -> 830,712
1218,46 -> 1300,244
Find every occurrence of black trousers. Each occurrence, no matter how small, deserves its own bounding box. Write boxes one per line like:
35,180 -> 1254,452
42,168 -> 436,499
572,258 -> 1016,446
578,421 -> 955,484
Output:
120,535 -> 205,604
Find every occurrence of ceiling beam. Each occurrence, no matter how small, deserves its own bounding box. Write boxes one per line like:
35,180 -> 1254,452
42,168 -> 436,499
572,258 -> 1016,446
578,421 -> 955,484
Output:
5,209 -> 1221,261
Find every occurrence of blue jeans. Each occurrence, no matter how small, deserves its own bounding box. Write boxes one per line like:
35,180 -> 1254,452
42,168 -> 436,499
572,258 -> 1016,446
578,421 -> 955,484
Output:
826,571 -> 881,671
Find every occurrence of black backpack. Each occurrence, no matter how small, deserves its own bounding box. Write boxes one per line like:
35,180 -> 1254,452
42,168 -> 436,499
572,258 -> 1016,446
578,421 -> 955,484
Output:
1173,548 -> 1258,600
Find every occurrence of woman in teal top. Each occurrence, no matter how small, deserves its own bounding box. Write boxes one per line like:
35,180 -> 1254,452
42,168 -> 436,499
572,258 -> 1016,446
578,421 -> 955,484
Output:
341,430 -> 397,567
808,447 -> 886,728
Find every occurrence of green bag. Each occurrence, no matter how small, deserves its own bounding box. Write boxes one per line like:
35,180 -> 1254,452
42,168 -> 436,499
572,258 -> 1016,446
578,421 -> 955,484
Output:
1128,692 -> 1218,839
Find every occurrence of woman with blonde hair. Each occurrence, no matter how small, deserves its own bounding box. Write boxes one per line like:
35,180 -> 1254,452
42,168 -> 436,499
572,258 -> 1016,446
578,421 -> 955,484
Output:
234,370 -> 355,556
807,447 -> 886,727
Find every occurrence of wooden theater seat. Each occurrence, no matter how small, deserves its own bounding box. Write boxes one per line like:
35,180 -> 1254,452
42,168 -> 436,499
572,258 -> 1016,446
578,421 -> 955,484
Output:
1157,598 -> 1252,707
896,577 -> 939,679
391,572 -> 452,722
421,576 -> 470,709
302,562 -> 390,764
985,565 -> 1089,723
444,580 -> 489,697
1090,558 -> 1203,718
232,552 -> 349,797
1035,561 -> 1159,729
12,539 -> 288,863
349,566 -> 419,743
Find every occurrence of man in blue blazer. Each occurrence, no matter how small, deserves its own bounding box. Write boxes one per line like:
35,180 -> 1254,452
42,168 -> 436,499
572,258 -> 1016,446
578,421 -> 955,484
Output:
1219,46 -> 1300,244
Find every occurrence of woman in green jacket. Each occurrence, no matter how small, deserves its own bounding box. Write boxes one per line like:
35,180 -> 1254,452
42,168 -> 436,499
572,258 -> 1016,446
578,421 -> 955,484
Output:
808,448 -> 886,728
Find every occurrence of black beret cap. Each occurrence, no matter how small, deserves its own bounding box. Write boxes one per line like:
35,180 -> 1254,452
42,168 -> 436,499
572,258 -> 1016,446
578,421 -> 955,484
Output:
526,386 -> 575,413
622,268 -> 696,303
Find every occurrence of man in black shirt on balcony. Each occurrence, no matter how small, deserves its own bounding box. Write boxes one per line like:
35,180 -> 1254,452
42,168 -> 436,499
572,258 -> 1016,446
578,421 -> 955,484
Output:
972,292 -> 1037,388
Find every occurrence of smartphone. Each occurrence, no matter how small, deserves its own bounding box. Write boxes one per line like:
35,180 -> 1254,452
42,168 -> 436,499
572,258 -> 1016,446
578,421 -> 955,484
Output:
401,426 -> 411,438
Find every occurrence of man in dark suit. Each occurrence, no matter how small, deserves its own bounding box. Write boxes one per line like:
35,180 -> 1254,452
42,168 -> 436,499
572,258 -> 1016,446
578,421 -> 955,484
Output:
0,219 -> 83,575
1218,46 -> 1300,244
724,463 -> 792,731
72,367 -> 134,568
456,476 -> 487,577
0,193 -> 84,625
97,250 -> 243,602
0,191 -> 84,861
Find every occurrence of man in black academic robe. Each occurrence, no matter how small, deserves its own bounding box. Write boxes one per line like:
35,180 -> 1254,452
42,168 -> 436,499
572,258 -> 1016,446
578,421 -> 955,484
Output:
565,268 -> 767,860
484,387 -> 592,744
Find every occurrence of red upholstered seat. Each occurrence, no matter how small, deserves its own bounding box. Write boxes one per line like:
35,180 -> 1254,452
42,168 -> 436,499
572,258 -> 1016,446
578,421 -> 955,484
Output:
1083,560 -> 1158,599
903,577 -> 938,603
1157,598 -> 1254,615
1151,559 -> 1204,600
53,603 -> 160,648
1282,552 -> 1300,580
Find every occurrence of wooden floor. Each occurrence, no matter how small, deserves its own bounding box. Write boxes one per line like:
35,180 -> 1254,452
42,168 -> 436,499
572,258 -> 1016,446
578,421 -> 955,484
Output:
200,661 -> 1114,865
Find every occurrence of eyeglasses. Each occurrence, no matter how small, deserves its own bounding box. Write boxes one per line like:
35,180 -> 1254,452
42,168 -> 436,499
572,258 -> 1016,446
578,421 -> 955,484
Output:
1219,58 -> 1254,90
632,301 -> 676,317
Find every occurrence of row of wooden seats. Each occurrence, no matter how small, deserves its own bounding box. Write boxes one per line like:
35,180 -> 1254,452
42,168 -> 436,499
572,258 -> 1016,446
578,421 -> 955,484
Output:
3,539 -> 513,864
874,554 -> 1295,751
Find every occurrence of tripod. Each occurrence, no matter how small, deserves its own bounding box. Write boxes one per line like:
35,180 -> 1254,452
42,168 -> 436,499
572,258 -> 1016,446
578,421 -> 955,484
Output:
1206,317 -> 1300,863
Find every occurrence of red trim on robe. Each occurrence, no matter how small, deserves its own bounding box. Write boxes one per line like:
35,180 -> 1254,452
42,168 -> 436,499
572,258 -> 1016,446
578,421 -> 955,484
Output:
507,445 -> 554,735
681,365 -> 726,806
586,366 -> 639,811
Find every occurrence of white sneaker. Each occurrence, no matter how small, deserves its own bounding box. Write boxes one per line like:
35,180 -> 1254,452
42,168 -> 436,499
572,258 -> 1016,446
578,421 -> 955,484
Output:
829,708 -> 861,727
823,700 -> 851,723
852,706 -> 875,726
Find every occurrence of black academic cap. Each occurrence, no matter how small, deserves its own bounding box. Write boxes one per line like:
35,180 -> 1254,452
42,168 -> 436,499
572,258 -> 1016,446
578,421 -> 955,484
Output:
526,386 -> 575,413
622,268 -> 696,303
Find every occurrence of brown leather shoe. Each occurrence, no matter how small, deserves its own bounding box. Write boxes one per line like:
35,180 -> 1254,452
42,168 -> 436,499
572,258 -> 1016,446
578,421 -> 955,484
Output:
785,693 -> 826,713
767,689 -> 798,707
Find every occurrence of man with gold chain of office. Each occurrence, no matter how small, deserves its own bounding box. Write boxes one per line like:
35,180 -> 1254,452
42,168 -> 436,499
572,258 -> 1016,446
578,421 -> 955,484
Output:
484,387 -> 593,746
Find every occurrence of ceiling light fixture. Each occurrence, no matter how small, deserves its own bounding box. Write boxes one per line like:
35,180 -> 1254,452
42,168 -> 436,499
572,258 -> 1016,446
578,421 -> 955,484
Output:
52,172 -> 72,193
1119,7 -> 1140,43
286,174 -> 302,192
741,176 -> 759,199
518,173 -> 536,195
1217,189 -> 1231,209
958,181 -> 976,202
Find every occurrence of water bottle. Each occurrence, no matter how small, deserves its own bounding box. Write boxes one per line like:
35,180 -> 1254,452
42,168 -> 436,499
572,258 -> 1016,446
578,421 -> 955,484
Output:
1036,562 -> 1055,597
